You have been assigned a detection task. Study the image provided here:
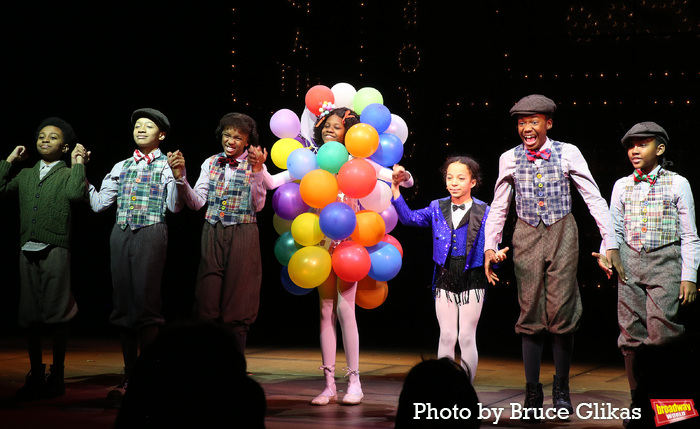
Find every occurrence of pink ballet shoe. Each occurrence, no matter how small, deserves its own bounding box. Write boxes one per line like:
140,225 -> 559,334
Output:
342,367 -> 363,405
310,365 -> 337,406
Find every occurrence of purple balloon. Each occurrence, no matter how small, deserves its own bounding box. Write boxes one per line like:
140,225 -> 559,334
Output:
272,182 -> 310,220
370,133 -> 404,167
270,108 -> 301,139
379,204 -> 398,233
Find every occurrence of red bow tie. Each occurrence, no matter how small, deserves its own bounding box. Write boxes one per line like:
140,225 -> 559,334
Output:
633,169 -> 657,185
526,148 -> 552,162
134,150 -> 156,164
218,156 -> 239,167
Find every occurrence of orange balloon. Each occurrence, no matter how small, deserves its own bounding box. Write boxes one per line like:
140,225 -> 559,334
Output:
356,276 -> 388,309
337,158 -> 377,199
299,169 -> 339,209
344,123 -> 379,158
351,210 -> 386,247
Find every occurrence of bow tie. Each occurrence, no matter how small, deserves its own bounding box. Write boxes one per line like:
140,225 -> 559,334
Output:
218,156 -> 239,167
452,204 -> 466,212
526,148 -> 551,162
633,169 -> 657,185
133,150 -> 156,164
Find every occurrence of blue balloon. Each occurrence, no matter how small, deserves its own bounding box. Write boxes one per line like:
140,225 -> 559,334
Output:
367,242 -> 402,281
370,133 -> 404,167
360,103 -> 391,134
281,266 -> 314,295
319,202 -> 357,240
287,148 -> 318,180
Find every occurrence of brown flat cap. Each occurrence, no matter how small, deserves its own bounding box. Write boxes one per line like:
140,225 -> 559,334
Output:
621,122 -> 668,147
509,94 -> 557,116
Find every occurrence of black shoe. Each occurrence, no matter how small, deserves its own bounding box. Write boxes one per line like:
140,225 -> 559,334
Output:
107,377 -> 128,400
15,364 -> 47,402
524,382 -> 544,422
552,375 -> 573,414
45,365 -> 65,398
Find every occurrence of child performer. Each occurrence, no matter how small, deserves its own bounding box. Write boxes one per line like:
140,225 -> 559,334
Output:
0,117 -> 88,400
390,156 -> 507,383
88,108 -> 183,399
256,107 -> 414,405
593,122 -> 699,411
483,94 -> 625,418
167,112 -> 267,357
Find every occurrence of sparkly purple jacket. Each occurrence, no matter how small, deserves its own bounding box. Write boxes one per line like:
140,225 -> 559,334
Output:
391,195 -> 489,271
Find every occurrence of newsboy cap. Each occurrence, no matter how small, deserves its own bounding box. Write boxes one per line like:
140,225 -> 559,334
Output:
509,94 -> 557,116
131,108 -> 171,134
621,121 -> 668,147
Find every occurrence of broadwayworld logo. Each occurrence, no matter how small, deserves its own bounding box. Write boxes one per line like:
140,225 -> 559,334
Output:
651,399 -> 698,427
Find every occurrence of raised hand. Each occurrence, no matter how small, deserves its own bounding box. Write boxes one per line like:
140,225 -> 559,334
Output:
167,150 -> 186,179
7,146 -> 29,163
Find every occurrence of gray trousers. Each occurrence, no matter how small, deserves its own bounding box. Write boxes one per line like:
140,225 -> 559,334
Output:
109,223 -> 167,329
19,246 -> 77,327
512,213 -> 582,335
618,242 -> 683,352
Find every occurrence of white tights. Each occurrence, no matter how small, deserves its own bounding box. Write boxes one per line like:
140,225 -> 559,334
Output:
317,278 -> 361,393
434,289 -> 484,383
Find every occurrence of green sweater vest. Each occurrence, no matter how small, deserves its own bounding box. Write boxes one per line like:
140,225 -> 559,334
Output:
0,159 -> 86,249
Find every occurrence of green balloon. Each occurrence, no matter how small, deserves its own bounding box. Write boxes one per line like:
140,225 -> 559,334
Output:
353,87 -> 383,115
316,141 -> 349,174
274,231 -> 302,266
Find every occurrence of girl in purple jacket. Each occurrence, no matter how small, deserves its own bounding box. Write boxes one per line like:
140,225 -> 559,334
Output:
391,156 -> 507,383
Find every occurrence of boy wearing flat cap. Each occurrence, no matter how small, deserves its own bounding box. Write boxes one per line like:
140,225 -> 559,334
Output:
483,94 -> 624,419
594,122 -> 699,410
88,108 -> 183,399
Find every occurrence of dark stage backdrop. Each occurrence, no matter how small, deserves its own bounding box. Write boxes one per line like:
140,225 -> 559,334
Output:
2,1 -> 698,362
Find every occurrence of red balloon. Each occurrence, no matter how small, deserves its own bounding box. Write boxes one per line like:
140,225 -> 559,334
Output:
381,234 -> 403,257
305,85 -> 334,115
337,158 -> 377,199
331,241 -> 371,282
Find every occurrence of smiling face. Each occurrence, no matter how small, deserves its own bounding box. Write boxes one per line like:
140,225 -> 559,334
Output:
36,125 -> 69,162
133,117 -> 165,154
627,136 -> 664,175
445,161 -> 476,204
221,126 -> 249,158
516,114 -> 552,151
321,115 -> 347,144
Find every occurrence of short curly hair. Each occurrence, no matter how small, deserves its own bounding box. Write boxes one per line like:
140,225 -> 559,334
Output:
215,113 -> 259,146
312,107 -> 360,146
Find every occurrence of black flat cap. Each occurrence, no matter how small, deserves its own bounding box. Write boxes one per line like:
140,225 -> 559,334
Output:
621,122 -> 668,147
509,94 -> 557,116
132,108 -> 170,133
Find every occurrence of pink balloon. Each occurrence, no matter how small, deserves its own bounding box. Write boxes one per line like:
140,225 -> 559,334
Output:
381,234 -> 403,257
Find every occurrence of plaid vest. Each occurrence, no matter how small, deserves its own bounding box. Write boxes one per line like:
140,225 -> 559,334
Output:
513,140 -> 572,227
622,169 -> 679,251
116,155 -> 168,230
204,154 -> 256,225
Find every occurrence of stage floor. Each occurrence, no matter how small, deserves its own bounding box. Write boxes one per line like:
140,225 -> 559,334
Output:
0,336 -> 635,428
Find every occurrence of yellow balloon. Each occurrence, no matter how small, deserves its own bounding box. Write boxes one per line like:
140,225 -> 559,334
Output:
300,169 -> 338,209
288,246 -> 332,289
351,210 -> 386,247
271,138 -> 303,169
273,213 -> 294,235
291,212 -> 324,246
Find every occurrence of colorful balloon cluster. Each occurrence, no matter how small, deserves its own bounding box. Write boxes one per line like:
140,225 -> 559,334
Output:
269,83 -> 409,309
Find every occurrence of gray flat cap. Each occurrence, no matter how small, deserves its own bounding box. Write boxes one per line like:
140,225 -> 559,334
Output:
621,122 -> 668,147
132,108 -> 171,133
510,94 -> 557,116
